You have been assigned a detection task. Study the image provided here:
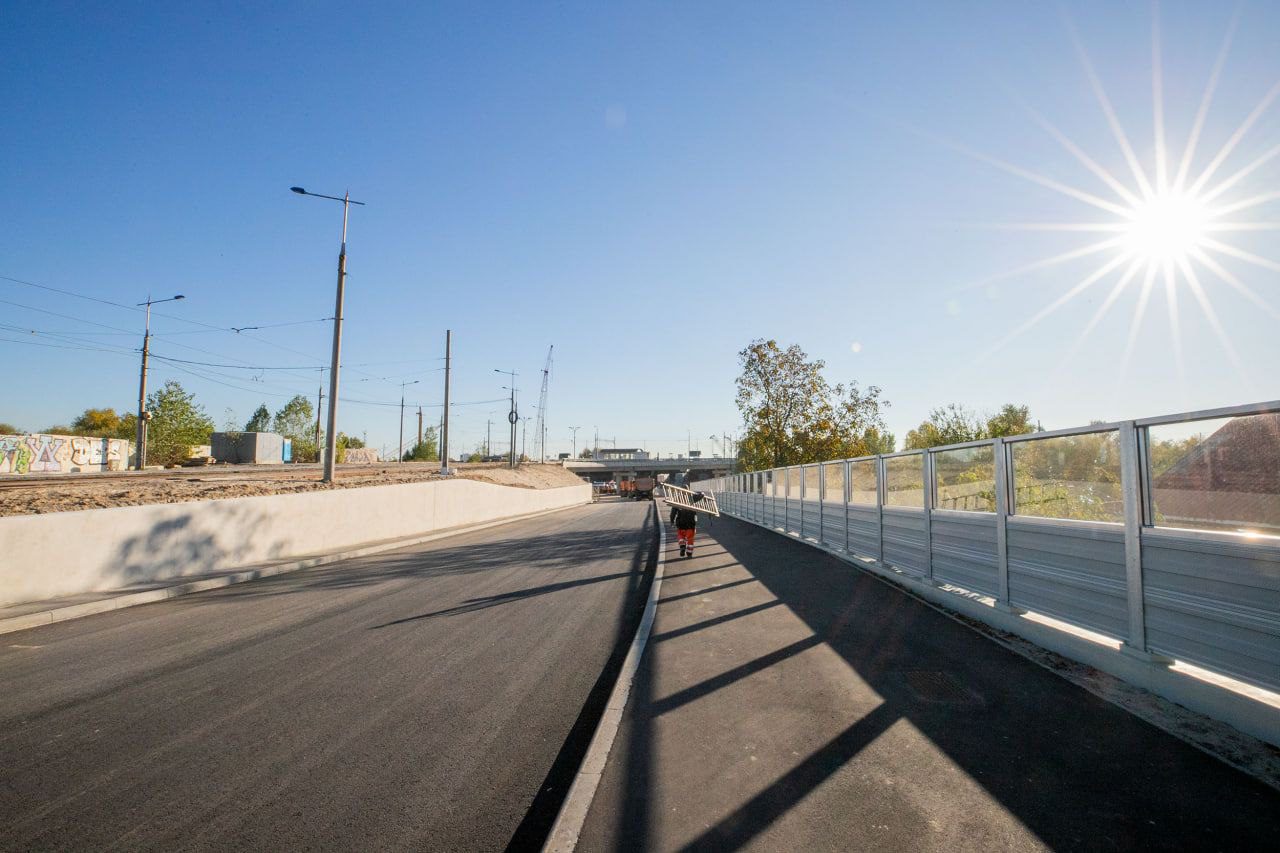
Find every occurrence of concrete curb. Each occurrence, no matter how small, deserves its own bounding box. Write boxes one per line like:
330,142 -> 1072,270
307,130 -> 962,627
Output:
542,502 -> 667,853
0,502 -> 588,637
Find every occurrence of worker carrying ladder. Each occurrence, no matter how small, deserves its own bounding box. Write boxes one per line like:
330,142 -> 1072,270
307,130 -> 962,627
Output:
660,483 -> 718,558
658,483 -> 720,517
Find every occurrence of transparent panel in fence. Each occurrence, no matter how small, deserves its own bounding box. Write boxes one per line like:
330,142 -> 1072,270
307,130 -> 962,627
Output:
788,467 -> 803,499
1148,412 -> 1280,538
767,470 -> 777,495
1010,431 -> 1122,522
884,454 -> 924,507
934,445 -> 996,512
824,462 -> 845,503
849,459 -> 878,504
804,465 -> 821,501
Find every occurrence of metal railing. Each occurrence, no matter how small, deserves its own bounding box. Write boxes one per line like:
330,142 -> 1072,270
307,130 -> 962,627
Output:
695,400 -> 1280,695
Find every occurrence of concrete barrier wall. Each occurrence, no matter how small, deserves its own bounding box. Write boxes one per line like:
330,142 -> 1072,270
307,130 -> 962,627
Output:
0,479 -> 590,606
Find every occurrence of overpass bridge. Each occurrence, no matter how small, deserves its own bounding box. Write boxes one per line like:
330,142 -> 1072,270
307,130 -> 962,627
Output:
563,455 -> 736,483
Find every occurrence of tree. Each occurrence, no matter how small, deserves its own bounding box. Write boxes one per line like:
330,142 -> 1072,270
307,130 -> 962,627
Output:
904,402 -> 1041,450
402,427 -> 439,462
117,412 -> 138,441
272,395 -> 317,461
337,432 -> 365,449
579,447 -> 594,459
70,408 -> 124,438
904,404 -> 985,450
244,404 -> 271,432
272,396 -> 313,439
145,380 -> 214,466
862,427 -> 896,455
0,422 -> 23,435
986,403 -> 1040,438
735,339 -> 889,470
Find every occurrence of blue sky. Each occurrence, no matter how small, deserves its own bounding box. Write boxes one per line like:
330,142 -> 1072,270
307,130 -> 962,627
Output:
3,1 -> 1277,459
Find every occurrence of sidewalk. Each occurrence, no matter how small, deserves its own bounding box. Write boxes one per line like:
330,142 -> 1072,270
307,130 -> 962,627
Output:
577,513 -> 1280,851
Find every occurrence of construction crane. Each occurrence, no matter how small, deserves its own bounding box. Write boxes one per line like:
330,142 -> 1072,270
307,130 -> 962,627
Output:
534,344 -> 553,462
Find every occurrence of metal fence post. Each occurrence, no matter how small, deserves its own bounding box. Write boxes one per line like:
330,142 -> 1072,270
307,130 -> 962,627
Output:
923,450 -> 935,583
993,437 -> 1013,609
800,465 -> 808,539
783,468 -> 790,533
1119,420 -> 1158,660
844,460 -> 852,554
817,464 -> 824,544
876,455 -> 886,564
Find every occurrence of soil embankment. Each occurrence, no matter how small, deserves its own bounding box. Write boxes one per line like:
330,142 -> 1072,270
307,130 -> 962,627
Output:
0,463 -> 585,516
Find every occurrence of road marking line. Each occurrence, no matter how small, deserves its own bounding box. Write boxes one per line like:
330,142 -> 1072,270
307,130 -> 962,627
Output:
542,502 -> 666,853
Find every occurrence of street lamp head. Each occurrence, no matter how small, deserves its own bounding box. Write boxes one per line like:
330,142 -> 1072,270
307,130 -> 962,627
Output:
290,186 -> 307,195
173,294 -> 185,301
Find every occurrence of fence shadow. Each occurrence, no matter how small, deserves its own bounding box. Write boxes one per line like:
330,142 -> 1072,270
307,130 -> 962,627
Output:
607,514 -> 1280,850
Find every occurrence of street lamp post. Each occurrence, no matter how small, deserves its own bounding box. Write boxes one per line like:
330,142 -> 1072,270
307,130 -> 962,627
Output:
398,379 -> 420,462
495,368 -> 518,468
135,293 -> 185,470
290,186 -> 365,483
569,426 -> 581,460
519,415 -> 531,462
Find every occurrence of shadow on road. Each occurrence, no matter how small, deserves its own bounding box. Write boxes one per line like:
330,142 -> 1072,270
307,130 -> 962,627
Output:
178,523 -> 643,603
607,516 -> 1280,851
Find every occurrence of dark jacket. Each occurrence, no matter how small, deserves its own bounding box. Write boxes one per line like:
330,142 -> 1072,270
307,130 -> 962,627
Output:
671,506 -> 698,530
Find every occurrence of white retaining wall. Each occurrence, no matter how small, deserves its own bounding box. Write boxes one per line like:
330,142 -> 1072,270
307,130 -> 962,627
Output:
0,479 -> 590,606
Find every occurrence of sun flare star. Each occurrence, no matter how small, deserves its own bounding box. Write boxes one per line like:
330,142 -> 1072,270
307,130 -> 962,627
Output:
971,4 -> 1280,379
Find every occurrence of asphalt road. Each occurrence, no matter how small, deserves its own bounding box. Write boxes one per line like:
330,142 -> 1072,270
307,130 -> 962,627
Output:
0,500 -> 656,851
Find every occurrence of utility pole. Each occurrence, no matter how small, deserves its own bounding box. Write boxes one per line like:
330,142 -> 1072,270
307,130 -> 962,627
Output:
417,406 -> 423,448
314,385 -> 324,454
486,419 -> 492,457
519,416 -> 531,461
135,293 -> 185,469
290,186 -> 365,484
594,426 -> 599,460
494,368 -> 518,469
569,426 -> 581,460
398,379 -> 419,463
440,329 -> 452,474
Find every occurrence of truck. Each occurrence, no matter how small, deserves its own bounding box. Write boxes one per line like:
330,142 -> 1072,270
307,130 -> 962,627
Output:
632,476 -> 656,500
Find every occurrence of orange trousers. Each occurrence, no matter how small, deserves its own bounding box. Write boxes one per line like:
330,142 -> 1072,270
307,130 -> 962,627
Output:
676,528 -> 695,547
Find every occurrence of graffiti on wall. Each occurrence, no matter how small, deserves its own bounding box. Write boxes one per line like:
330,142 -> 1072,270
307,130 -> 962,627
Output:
0,434 -> 133,475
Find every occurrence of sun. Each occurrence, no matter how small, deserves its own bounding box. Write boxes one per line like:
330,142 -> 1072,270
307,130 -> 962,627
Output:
1122,189 -> 1211,266
964,3 -> 1280,375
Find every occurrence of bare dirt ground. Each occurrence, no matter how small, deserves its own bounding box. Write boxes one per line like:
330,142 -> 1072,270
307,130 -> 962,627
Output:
0,463 -> 587,517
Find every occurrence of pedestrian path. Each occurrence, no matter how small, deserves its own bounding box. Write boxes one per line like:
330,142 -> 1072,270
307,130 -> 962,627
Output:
577,513 -> 1280,851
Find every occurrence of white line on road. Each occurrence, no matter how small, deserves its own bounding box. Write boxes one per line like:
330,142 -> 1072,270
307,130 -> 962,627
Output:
542,502 -> 667,853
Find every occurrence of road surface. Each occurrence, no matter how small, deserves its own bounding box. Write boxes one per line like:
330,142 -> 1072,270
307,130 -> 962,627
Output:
579,512 -> 1280,851
0,501 -> 655,851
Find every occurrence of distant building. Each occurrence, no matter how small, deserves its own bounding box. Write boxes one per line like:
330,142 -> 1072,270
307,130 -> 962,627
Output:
210,431 -> 289,464
1152,413 -> 1280,535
